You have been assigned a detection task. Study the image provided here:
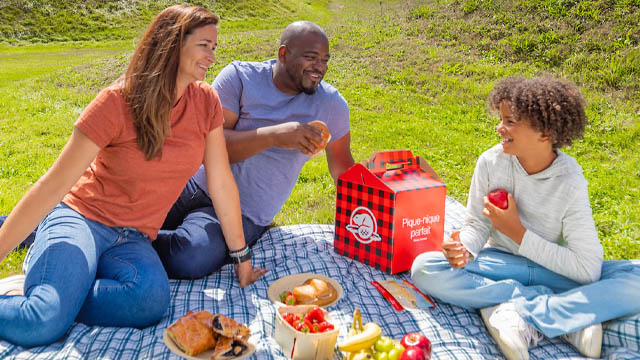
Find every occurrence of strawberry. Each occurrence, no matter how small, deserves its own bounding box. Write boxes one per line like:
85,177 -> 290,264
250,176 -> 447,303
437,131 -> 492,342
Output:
310,323 -> 320,333
318,321 -> 334,332
307,306 -> 325,323
282,312 -> 299,326
279,291 -> 293,303
303,318 -> 314,330
285,293 -> 296,305
294,319 -> 309,333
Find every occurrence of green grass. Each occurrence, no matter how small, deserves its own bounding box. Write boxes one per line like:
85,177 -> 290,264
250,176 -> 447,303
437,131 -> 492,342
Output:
1,0 -> 639,277
0,0 -> 332,43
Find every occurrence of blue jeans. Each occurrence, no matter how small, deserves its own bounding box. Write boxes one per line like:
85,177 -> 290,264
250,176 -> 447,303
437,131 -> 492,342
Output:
411,248 -> 640,338
0,204 -> 170,347
153,178 -> 268,280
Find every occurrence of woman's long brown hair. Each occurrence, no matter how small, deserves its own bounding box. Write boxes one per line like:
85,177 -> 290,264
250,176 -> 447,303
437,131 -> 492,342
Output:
122,5 -> 218,160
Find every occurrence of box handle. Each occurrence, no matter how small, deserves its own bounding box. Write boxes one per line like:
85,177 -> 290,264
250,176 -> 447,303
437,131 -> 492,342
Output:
367,149 -> 416,175
384,160 -> 410,171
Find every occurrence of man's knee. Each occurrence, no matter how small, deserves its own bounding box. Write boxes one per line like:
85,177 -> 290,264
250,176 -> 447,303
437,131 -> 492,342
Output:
155,217 -> 227,279
161,241 -> 227,279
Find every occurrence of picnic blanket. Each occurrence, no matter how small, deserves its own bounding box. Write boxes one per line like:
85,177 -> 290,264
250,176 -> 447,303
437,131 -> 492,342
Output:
1,196 -> 638,359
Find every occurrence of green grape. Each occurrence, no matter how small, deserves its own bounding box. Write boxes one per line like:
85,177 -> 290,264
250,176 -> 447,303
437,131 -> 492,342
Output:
374,336 -> 394,353
373,351 -> 389,360
388,347 -> 404,360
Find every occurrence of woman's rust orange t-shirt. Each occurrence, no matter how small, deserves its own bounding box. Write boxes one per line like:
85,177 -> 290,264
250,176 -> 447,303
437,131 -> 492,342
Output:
62,81 -> 224,239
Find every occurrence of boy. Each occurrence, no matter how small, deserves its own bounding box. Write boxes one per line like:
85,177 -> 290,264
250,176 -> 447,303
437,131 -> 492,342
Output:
411,76 -> 640,359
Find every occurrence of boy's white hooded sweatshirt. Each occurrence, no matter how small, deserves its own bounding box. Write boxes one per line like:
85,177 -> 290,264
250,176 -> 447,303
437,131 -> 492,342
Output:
460,144 -> 603,284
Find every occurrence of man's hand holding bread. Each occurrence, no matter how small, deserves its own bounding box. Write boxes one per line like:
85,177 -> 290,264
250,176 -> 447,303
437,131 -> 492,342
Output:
265,120 -> 330,156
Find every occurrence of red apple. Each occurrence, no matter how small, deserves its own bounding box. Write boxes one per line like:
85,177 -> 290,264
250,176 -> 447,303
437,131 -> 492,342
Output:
399,346 -> 428,360
488,189 -> 508,210
400,333 -> 431,359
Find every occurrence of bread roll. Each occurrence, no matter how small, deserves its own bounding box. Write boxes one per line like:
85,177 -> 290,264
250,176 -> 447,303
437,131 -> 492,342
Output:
307,278 -> 330,296
292,284 -> 317,304
291,278 -> 338,306
308,120 -> 331,151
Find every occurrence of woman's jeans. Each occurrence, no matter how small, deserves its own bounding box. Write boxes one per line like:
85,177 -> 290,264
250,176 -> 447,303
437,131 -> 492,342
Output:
153,178 -> 268,280
411,248 -> 640,338
0,204 -> 170,347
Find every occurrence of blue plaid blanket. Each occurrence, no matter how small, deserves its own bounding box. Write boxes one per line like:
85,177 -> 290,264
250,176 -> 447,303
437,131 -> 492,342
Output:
1,197 -> 638,359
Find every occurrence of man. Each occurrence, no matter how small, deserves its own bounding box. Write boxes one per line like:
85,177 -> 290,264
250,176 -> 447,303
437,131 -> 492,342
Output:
152,21 -> 355,280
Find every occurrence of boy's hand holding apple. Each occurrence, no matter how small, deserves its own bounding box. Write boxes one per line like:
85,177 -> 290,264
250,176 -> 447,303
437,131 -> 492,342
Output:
442,230 -> 469,269
482,190 -> 526,245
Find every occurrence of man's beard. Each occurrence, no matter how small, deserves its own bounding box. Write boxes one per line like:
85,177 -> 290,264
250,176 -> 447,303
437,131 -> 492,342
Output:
301,85 -> 317,95
286,66 -> 319,95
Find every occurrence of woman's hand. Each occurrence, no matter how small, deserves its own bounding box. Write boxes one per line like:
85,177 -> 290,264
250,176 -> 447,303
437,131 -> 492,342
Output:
442,230 -> 469,268
234,261 -> 268,288
482,193 -> 526,244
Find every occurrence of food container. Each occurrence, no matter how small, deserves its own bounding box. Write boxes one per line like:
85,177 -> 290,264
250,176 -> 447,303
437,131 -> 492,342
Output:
334,150 -> 446,273
273,305 -> 339,360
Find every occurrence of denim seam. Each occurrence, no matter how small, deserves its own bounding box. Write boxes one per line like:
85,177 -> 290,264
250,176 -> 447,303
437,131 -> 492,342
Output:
96,253 -> 140,290
31,226 -> 53,299
527,259 -> 535,286
23,240 -> 35,273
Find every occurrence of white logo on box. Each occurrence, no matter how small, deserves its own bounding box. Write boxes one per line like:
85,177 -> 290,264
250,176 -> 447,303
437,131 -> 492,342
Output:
346,206 -> 382,244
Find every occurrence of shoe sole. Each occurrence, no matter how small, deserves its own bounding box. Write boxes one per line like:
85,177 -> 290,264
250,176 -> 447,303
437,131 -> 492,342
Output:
0,274 -> 26,295
587,325 -> 603,358
564,324 -> 602,358
481,308 -> 529,360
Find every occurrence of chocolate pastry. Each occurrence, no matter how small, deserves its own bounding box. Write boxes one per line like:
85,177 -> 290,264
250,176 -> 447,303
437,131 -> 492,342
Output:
211,336 -> 250,359
211,314 -> 250,339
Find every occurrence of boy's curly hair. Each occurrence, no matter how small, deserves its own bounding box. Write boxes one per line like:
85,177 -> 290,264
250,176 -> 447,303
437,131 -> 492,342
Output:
488,76 -> 587,149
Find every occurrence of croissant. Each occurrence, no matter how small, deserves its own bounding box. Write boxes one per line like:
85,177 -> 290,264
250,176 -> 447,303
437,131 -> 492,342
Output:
211,314 -> 250,339
211,336 -> 250,359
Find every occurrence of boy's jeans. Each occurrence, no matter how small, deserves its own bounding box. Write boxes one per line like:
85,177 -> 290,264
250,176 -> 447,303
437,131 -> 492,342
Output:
411,248 -> 640,338
0,204 -> 169,347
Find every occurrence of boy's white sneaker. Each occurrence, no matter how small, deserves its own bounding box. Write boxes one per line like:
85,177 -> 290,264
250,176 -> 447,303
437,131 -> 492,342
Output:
562,323 -> 602,358
0,274 -> 25,296
480,303 -> 543,360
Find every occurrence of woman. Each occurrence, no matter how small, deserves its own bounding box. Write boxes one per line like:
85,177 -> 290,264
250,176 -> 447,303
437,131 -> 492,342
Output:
0,5 -> 266,347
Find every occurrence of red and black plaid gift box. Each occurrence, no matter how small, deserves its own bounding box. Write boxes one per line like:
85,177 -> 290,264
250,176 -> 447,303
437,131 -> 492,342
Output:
334,150 -> 446,274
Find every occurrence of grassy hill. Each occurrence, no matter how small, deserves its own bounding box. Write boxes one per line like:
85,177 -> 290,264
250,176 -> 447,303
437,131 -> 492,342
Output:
0,0 -> 331,42
0,0 -> 638,276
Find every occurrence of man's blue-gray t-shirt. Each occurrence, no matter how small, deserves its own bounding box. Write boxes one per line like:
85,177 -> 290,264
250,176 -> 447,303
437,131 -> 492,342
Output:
193,59 -> 350,226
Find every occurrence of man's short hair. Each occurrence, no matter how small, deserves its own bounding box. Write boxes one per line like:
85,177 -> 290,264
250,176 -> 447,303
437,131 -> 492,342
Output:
280,21 -> 328,47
